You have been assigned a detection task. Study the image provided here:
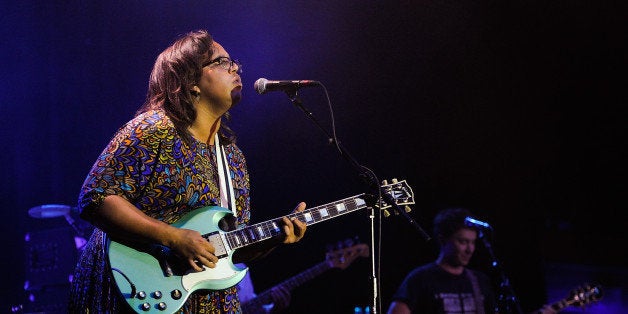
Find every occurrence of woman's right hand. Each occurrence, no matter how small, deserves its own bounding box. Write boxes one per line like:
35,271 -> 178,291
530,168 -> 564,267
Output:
168,227 -> 219,272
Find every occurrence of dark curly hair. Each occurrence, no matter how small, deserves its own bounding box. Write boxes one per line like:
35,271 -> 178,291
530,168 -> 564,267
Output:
137,29 -> 236,144
433,207 -> 474,239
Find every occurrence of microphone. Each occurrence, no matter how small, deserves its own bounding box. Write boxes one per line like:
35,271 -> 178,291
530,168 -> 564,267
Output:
465,217 -> 492,230
254,78 -> 320,94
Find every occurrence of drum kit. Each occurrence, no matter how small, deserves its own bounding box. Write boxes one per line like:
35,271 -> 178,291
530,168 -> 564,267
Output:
14,204 -> 93,314
27,204 -> 74,219
27,204 -> 89,247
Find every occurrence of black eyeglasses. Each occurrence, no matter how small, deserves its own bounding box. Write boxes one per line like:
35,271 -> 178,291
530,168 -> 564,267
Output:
203,56 -> 242,74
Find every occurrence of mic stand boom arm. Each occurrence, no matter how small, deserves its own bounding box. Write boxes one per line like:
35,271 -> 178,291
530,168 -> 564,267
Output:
284,89 -> 431,314
285,89 -> 430,239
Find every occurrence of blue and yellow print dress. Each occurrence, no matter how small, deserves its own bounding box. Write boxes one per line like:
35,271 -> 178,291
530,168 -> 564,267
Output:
69,109 -> 250,313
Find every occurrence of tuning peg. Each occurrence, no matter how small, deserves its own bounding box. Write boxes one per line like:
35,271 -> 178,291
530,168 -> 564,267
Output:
383,206 -> 411,217
391,178 -> 398,183
381,179 -> 388,185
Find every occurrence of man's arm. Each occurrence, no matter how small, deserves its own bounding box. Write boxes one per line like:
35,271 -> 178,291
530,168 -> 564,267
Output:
387,301 -> 411,314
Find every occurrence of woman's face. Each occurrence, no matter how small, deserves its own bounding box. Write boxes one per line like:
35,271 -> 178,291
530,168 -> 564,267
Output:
196,41 -> 243,114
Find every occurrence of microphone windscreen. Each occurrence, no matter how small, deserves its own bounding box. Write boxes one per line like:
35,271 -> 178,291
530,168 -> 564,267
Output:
254,78 -> 268,94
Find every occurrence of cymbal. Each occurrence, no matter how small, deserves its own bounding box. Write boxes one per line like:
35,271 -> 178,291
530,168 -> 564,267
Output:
28,204 -> 72,219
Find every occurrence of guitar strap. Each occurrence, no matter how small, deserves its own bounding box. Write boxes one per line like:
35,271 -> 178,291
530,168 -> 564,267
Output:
215,133 -> 236,215
465,269 -> 485,314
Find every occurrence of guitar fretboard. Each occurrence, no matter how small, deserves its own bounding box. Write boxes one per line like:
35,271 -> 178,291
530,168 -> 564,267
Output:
224,195 -> 367,250
279,261 -> 329,291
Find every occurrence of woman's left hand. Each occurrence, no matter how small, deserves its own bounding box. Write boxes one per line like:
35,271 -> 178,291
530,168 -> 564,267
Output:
281,202 -> 307,243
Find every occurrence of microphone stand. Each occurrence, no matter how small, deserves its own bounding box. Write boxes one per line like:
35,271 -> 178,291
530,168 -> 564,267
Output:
478,230 -> 523,314
283,88 -> 430,314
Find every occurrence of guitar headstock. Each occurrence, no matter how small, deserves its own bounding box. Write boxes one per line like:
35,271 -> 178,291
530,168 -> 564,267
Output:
552,283 -> 603,312
567,283 -> 603,308
376,179 -> 415,215
324,242 -> 369,270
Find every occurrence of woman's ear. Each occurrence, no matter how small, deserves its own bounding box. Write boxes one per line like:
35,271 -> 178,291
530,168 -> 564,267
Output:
191,86 -> 201,96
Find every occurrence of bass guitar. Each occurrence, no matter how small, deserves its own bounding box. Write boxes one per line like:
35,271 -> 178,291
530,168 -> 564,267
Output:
107,179 -> 413,313
241,241 -> 369,313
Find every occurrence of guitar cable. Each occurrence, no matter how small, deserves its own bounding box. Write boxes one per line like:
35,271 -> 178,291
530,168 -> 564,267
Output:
111,267 -> 138,299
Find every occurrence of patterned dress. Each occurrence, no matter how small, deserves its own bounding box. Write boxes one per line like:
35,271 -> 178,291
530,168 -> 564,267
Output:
68,109 -> 250,313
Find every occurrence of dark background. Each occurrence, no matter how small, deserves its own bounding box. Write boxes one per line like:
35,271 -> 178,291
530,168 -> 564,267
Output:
1,1 -> 626,313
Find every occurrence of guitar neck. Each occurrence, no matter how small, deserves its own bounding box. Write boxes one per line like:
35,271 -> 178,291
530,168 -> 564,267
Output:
274,261 -> 330,292
244,262 -> 330,309
223,194 -> 368,250
549,300 -> 570,312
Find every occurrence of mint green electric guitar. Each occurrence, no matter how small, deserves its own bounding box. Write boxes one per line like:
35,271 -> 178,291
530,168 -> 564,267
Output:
107,179 -> 414,313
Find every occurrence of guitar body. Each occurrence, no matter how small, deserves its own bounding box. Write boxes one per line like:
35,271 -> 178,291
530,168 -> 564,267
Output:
108,206 -> 247,313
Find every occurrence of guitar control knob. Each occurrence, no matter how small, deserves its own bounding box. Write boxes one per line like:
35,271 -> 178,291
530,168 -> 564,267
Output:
157,302 -> 167,311
137,291 -> 147,300
152,290 -> 163,299
171,289 -> 182,300
140,303 -> 151,311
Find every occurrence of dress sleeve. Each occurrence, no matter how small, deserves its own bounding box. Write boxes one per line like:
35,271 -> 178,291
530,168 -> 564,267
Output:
77,113 -> 169,216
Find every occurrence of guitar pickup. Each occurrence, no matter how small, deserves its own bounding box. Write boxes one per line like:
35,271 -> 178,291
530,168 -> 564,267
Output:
206,231 -> 228,259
